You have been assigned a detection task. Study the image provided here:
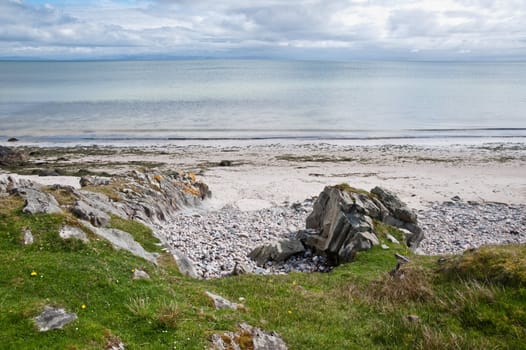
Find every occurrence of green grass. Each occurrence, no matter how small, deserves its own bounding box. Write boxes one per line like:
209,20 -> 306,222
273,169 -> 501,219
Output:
1,197 -> 525,349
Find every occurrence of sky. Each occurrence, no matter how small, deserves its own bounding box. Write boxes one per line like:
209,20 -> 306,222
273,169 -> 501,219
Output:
1,0 -> 526,60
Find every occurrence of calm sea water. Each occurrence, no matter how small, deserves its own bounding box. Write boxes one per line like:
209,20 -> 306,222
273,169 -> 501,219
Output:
1,60 -> 525,142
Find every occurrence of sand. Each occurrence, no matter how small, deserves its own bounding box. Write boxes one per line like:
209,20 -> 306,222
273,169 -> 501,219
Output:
1,140 -> 524,211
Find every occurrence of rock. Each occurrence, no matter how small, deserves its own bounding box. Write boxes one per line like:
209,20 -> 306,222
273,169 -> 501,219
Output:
106,340 -> 125,350
210,323 -> 288,350
304,186 -> 380,263
7,137 -> 19,142
371,186 -> 417,224
72,200 -> 110,227
34,306 -> 77,332
381,244 -> 389,250
85,223 -> 158,265
79,176 -> 111,187
170,248 -> 199,278
205,291 -> 241,310
59,225 -> 89,242
12,187 -> 62,215
248,239 -> 305,266
23,228 -> 34,245
218,160 -> 232,166
407,315 -> 420,322
231,262 -> 249,276
0,146 -> 27,165
386,233 -> 400,244
304,185 -> 423,264
132,268 -> 150,280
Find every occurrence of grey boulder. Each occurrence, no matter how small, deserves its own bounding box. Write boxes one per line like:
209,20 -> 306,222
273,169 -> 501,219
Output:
248,239 -> 305,266
34,306 -> 77,332
13,187 -> 62,215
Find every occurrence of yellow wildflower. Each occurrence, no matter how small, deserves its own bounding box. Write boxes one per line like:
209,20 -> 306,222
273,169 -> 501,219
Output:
81,304 -> 87,310
30,271 -> 37,277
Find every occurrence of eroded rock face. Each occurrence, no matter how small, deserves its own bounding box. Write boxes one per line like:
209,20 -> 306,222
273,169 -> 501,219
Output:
210,323 -> 288,350
302,185 -> 423,264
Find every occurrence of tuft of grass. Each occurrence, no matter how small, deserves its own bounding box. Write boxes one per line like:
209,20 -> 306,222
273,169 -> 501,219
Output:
363,264 -> 435,305
439,245 -> 526,286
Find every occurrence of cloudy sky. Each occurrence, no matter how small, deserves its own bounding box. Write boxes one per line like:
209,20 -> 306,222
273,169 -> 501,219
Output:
1,0 -> 526,60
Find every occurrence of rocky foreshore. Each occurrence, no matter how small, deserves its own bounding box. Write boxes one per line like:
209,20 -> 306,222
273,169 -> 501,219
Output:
158,195 -> 526,279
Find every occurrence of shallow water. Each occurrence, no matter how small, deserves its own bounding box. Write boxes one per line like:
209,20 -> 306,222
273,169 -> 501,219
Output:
1,60 -> 525,142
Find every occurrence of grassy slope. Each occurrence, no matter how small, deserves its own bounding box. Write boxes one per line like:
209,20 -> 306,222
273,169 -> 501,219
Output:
1,197 -> 525,349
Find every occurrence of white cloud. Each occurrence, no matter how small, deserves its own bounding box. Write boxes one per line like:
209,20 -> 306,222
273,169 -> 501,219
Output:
0,0 -> 525,59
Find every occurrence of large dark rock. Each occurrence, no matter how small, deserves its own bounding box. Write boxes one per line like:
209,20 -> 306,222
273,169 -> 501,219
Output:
303,185 -> 424,264
0,146 -> 27,166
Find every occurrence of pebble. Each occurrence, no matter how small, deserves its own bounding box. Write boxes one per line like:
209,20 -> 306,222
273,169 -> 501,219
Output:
155,197 -> 526,278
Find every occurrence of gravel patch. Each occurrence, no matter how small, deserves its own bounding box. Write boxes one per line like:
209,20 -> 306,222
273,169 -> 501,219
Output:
156,196 -> 526,279
418,199 -> 526,255
157,199 -> 331,279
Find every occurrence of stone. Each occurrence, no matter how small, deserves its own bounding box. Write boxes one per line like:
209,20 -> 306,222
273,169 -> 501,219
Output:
371,186 -> 417,224
79,176 -> 111,187
170,248 -> 199,278
7,137 -> 19,142
386,233 -> 400,244
71,200 -> 110,227
0,146 -> 27,166
218,160 -> 232,166
12,187 -> 62,215
34,306 -> 77,332
231,262 -> 249,276
248,239 -> 305,266
59,225 -> 89,242
85,223 -> 158,265
205,291 -> 241,310
407,315 -> 420,322
210,323 -> 288,350
23,228 -> 34,245
132,268 -> 150,280
381,244 -> 389,250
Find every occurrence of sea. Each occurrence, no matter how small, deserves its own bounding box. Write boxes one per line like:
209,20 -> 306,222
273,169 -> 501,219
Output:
1,60 -> 525,144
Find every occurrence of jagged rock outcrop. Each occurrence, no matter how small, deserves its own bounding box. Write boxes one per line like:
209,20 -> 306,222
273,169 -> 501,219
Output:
301,185 -> 423,264
210,323 -> 288,350
1,170 -> 209,273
